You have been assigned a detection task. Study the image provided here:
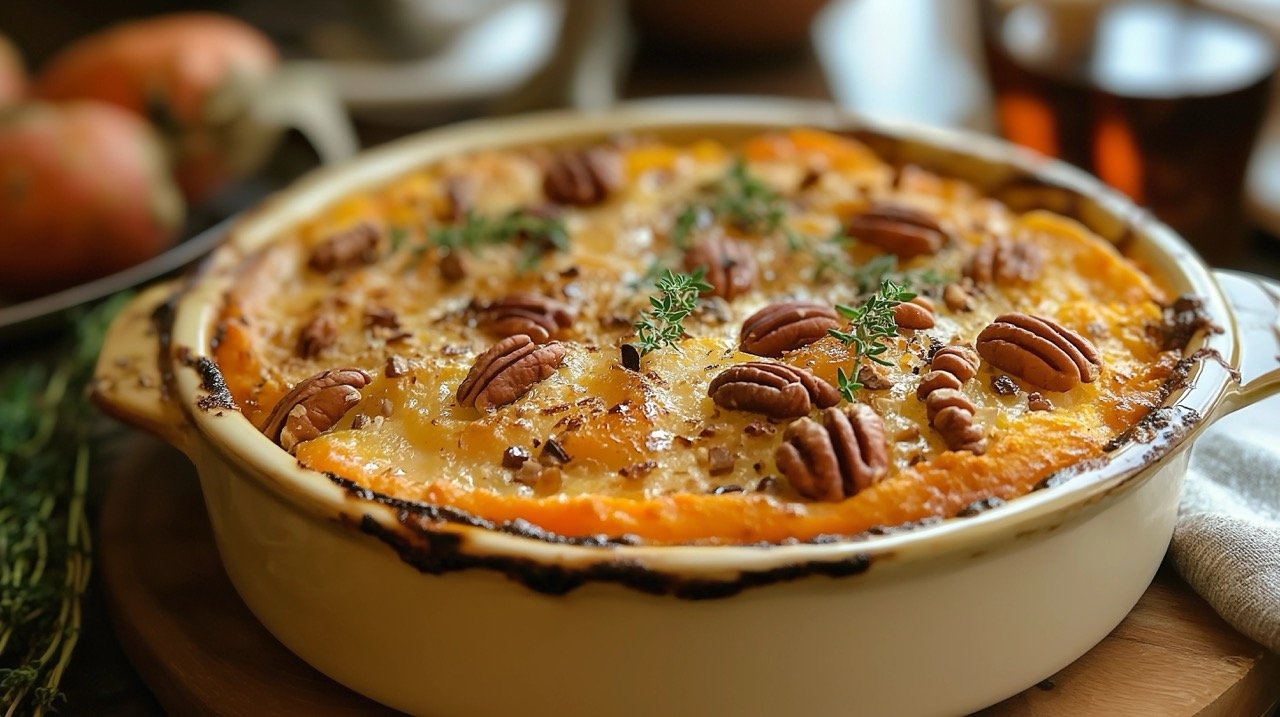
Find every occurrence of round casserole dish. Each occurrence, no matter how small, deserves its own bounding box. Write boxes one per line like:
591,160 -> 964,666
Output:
93,99 -> 1280,717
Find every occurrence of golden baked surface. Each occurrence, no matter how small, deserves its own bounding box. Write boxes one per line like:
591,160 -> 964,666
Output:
214,128 -> 1181,544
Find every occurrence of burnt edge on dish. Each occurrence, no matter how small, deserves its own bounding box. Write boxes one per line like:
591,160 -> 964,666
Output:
178,129 -> 1226,595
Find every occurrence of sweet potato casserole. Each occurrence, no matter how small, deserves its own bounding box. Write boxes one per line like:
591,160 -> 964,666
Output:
211,128 -> 1188,545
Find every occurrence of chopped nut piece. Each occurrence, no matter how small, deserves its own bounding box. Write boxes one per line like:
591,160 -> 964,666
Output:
991,374 -> 1020,396
738,301 -> 839,357
385,355 -> 409,378
502,446 -> 532,469
297,313 -> 337,359
755,476 -> 780,494
439,251 -> 467,282
845,203 -> 948,259
775,404 -> 889,501
540,438 -> 572,464
543,148 -> 623,206
261,368 -> 373,452
513,459 -> 544,486
683,233 -> 757,301
708,362 -> 840,419
744,422 -> 776,437
619,460 -> 657,479
976,313 -> 1101,392
364,306 -> 400,330
1028,392 -> 1054,412
711,484 -> 743,494
857,363 -> 891,390
894,426 -> 920,442
308,223 -> 382,273
708,447 -> 735,475
457,335 -> 567,410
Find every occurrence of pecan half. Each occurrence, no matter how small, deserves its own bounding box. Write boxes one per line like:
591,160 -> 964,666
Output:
893,296 -> 935,330
976,313 -> 1101,392
457,335 -> 567,410
297,313 -> 337,359
943,282 -> 973,312
707,362 -> 840,419
478,292 -> 576,343
683,233 -> 757,301
261,368 -> 372,452
916,345 -> 985,453
543,148 -> 623,206
308,223 -> 382,273
845,203 -> 948,259
738,301 -> 839,357
964,238 -> 1045,286
775,404 -> 889,502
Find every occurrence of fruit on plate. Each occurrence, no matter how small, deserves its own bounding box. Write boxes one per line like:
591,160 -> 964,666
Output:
35,12 -> 280,203
0,34 -> 25,104
0,101 -> 185,298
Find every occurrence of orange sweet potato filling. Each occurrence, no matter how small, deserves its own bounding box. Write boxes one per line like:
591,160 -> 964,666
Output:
214,128 -> 1180,545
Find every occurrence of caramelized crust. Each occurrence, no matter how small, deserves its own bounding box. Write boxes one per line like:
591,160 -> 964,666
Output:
213,128 -> 1179,545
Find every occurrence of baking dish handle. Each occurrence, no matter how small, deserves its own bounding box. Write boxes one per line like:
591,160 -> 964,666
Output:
1213,269 -> 1280,415
92,281 -> 196,454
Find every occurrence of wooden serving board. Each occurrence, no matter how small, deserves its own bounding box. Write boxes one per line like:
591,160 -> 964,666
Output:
100,435 -> 1280,717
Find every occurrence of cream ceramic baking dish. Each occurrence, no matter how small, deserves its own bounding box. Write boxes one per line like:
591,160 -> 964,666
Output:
93,99 -> 1280,717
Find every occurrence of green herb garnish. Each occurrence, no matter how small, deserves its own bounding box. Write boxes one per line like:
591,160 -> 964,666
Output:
0,294 -> 128,715
828,279 -> 916,402
423,209 -> 569,272
633,268 -> 713,356
669,159 -> 786,249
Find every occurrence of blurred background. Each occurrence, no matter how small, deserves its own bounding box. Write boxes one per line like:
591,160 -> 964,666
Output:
3,0 -> 1279,304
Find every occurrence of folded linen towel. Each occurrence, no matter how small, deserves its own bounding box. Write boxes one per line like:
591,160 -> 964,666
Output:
1170,400 -> 1280,653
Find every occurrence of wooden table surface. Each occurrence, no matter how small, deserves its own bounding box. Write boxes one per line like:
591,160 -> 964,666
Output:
9,4 -> 1278,715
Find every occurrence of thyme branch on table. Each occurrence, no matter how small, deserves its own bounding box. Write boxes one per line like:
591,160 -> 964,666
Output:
0,293 -> 127,716
411,209 -> 569,272
632,268 -> 713,356
828,279 -> 917,402
670,159 -> 786,247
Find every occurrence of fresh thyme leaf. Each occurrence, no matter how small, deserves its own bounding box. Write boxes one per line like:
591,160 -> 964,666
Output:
425,209 -> 569,272
633,268 -> 712,356
668,159 -> 787,248
828,279 -> 916,402
713,159 -> 786,234
1,293 -> 128,715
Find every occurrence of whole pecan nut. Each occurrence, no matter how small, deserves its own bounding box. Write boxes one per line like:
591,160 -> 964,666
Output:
893,296 -> 935,330
976,313 -> 1101,392
739,301 -> 839,357
478,292 -> 576,343
457,335 -> 567,410
845,203 -> 948,259
261,368 -> 373,452
543,148 -> 623,206
308,223 -> 383,273
943,282 -> 973,312
776,404 -> 889,501
708,361 -> 840,419
683,233 -> 757,301
916,344 -> 986,453
964,238 -> 1045,286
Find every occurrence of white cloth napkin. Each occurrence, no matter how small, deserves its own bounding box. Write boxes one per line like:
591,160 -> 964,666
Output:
1170,396 -> 1280,653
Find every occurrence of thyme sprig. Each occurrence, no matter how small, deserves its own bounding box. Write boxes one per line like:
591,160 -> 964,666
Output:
828,279 -> 917,402
786,229 -> 950,295
0,293 -> 127,715
416,209 -> 569,272
670,159 -> 786,248
633,268 -> 712,356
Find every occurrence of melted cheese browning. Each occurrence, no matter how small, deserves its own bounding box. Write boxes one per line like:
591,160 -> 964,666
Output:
214,129 -> 1177,544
